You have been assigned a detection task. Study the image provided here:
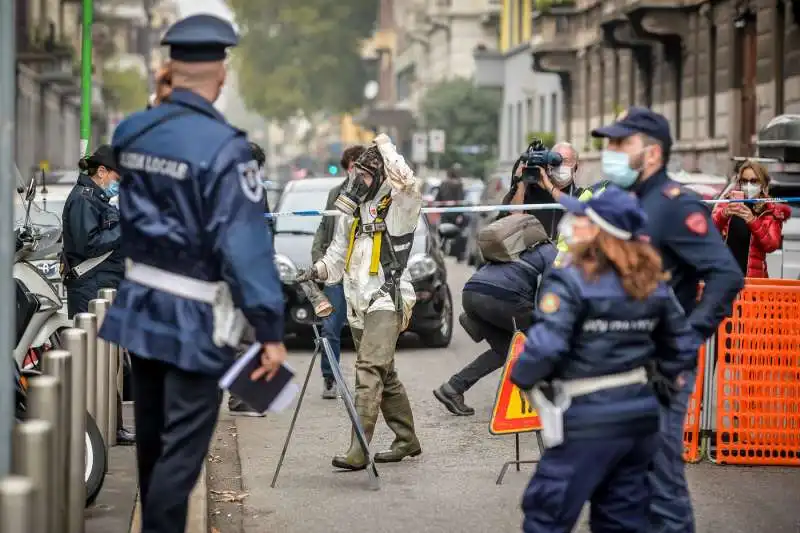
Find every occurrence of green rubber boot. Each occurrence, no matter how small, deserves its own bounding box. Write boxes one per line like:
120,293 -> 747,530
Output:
332,403 -> 376,471
374,392 -> 422,463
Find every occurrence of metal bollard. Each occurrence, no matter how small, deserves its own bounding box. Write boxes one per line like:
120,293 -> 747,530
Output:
61,328 -> 88,533
26,375 -> 60,533
0,476 -> 36,533
89,298 -> 110,450
11,420 -> 52,533
98,288 -> 119,445
75,313 -> 98,419
41,349 -> 72,533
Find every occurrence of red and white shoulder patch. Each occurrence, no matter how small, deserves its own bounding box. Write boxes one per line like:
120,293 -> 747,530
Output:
685,212 -> 708,235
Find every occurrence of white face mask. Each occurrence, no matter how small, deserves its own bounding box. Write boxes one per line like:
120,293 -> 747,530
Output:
741,182 -> 760,199
552,166 -> 574,187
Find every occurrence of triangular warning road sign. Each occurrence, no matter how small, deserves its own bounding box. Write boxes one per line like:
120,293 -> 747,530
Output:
489,332 -> 542,435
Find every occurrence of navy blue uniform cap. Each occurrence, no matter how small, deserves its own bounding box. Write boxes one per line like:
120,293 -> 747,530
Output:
591,106 -> 672,155
161,14 -> 239,62
559,185 -> 648,241
85,144 -> 118,172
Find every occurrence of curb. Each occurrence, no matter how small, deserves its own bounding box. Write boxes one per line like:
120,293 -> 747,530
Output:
129,463 -> 208,533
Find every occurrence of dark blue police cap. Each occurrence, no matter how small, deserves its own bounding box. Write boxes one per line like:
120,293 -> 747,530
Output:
559,185 -> 648,241
161,14 -> 238,63
591,106 -> 672,155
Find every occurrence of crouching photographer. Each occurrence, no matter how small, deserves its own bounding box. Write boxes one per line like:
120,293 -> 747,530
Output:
434,214 -> 556,416
502,140 -> 585,238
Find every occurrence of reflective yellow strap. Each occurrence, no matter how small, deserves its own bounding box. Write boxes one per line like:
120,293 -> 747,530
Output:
370,231 -> 382,275
344,219 -> 358,273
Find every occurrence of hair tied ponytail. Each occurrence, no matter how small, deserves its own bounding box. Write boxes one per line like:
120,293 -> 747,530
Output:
78,157 -> 90,172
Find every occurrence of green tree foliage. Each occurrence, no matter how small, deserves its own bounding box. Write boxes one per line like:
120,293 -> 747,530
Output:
228,0 -> 378,121
102,66 -> 148,114
419,78 -> 502,179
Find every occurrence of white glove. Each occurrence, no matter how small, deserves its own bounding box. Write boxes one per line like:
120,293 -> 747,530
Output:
375,134 -> 417,193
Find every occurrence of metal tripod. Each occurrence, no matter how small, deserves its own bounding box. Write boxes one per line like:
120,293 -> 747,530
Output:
270,324 -> 380,490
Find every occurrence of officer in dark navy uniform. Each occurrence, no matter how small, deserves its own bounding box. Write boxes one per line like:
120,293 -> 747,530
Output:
98,14 -> 286,533
591,108 -> 745,533
62,144 -> 136,444
511,186 -> 698,533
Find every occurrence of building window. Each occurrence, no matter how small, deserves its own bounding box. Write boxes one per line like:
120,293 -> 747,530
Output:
539,95 -> 546,132
507,105 -> 514,159
584,56 -> 591,144
555,15 -> 568,33
551,93 -> 558,139
612,51 -> 620,112
775,2 -> 785,115
708,21 -> 717,138
527,97 -> 534,136
598,49 -> 605,125
517,0 -> 525,44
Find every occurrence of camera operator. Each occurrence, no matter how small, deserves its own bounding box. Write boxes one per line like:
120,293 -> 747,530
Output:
502,141 -> 585,238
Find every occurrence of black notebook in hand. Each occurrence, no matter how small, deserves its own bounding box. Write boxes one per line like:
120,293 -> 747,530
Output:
218,343 -> 298,414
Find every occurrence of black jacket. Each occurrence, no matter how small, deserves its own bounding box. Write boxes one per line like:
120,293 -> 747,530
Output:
62,173 -> 124,277
501,179 -> 584,239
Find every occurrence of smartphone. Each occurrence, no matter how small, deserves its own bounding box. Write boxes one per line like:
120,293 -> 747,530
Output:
730,190 -> 744,201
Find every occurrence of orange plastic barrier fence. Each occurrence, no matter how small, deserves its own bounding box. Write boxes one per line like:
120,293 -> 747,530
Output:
682,345 -> 706,463
714,281 -> 800,466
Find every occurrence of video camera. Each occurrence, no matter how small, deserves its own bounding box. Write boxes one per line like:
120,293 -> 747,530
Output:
519,139 -> 563,184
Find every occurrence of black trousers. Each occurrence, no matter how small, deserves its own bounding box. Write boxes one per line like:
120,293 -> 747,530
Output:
130,354 -> 221,533
449,291 -> 534,394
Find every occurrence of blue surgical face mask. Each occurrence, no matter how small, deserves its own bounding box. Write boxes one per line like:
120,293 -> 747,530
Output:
601,150 -> 640,189
104,180 -> 120,198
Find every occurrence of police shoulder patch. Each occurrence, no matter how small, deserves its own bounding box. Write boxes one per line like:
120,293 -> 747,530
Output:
539,292 -> 560,314
237,159 -> 264,203
663,185 -> 682,199
685,211 -> 708,235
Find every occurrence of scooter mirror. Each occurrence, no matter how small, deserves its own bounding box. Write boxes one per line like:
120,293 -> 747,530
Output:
24,170 -> 37,202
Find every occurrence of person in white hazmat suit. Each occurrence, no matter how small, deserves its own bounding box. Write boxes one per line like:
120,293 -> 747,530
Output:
296,134 -> 423,470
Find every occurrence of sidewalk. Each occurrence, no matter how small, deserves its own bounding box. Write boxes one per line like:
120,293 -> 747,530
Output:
85,404 -> 138,533
84,403 -> 208,533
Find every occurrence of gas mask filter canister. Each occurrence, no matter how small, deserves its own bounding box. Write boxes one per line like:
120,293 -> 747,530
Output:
334,169 -> 374,215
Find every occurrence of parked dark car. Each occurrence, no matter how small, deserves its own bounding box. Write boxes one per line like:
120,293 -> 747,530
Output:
272,178 -> 454,347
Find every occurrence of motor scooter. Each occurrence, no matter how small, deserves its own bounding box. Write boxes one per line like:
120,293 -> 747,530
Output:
13,178 -> 72,369
12,177 -> 107,505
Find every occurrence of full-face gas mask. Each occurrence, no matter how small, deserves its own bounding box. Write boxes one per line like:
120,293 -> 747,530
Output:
333,145 -> 385,215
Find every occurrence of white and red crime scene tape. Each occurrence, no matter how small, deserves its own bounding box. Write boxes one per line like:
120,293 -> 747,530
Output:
264,196 -> 800,218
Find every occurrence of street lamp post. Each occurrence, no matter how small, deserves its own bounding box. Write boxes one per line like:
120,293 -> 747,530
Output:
0,0 -> 17,477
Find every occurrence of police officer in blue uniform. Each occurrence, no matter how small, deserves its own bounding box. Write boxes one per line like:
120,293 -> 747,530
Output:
98,14 -> 286,533
591,108 -> 745,533
63,145 -> 123,317
511,186 -> 697,533
62,145 -> 136,444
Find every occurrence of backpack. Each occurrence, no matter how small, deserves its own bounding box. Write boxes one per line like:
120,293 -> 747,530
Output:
477,213 -> 550,263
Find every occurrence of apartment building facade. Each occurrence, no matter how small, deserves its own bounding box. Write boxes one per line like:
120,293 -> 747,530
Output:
474,0 -> 564,174
14,0 -> 176,174
393,0 -> 503,112
532,0 -> 800,177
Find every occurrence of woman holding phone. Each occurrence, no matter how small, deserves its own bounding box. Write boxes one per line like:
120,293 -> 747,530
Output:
712,160 -> 790,277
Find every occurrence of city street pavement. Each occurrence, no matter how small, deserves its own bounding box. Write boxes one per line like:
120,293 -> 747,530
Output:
228,259 -> 800,533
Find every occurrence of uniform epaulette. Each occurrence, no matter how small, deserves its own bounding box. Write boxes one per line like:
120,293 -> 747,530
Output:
662,185 -> 683,199
80,187 -> 94,197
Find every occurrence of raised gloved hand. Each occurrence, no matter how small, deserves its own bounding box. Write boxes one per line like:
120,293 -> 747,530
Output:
375,134 -> 416,193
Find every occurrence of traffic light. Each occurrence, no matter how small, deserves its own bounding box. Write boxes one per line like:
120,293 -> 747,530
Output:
325,159 -> 339,176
